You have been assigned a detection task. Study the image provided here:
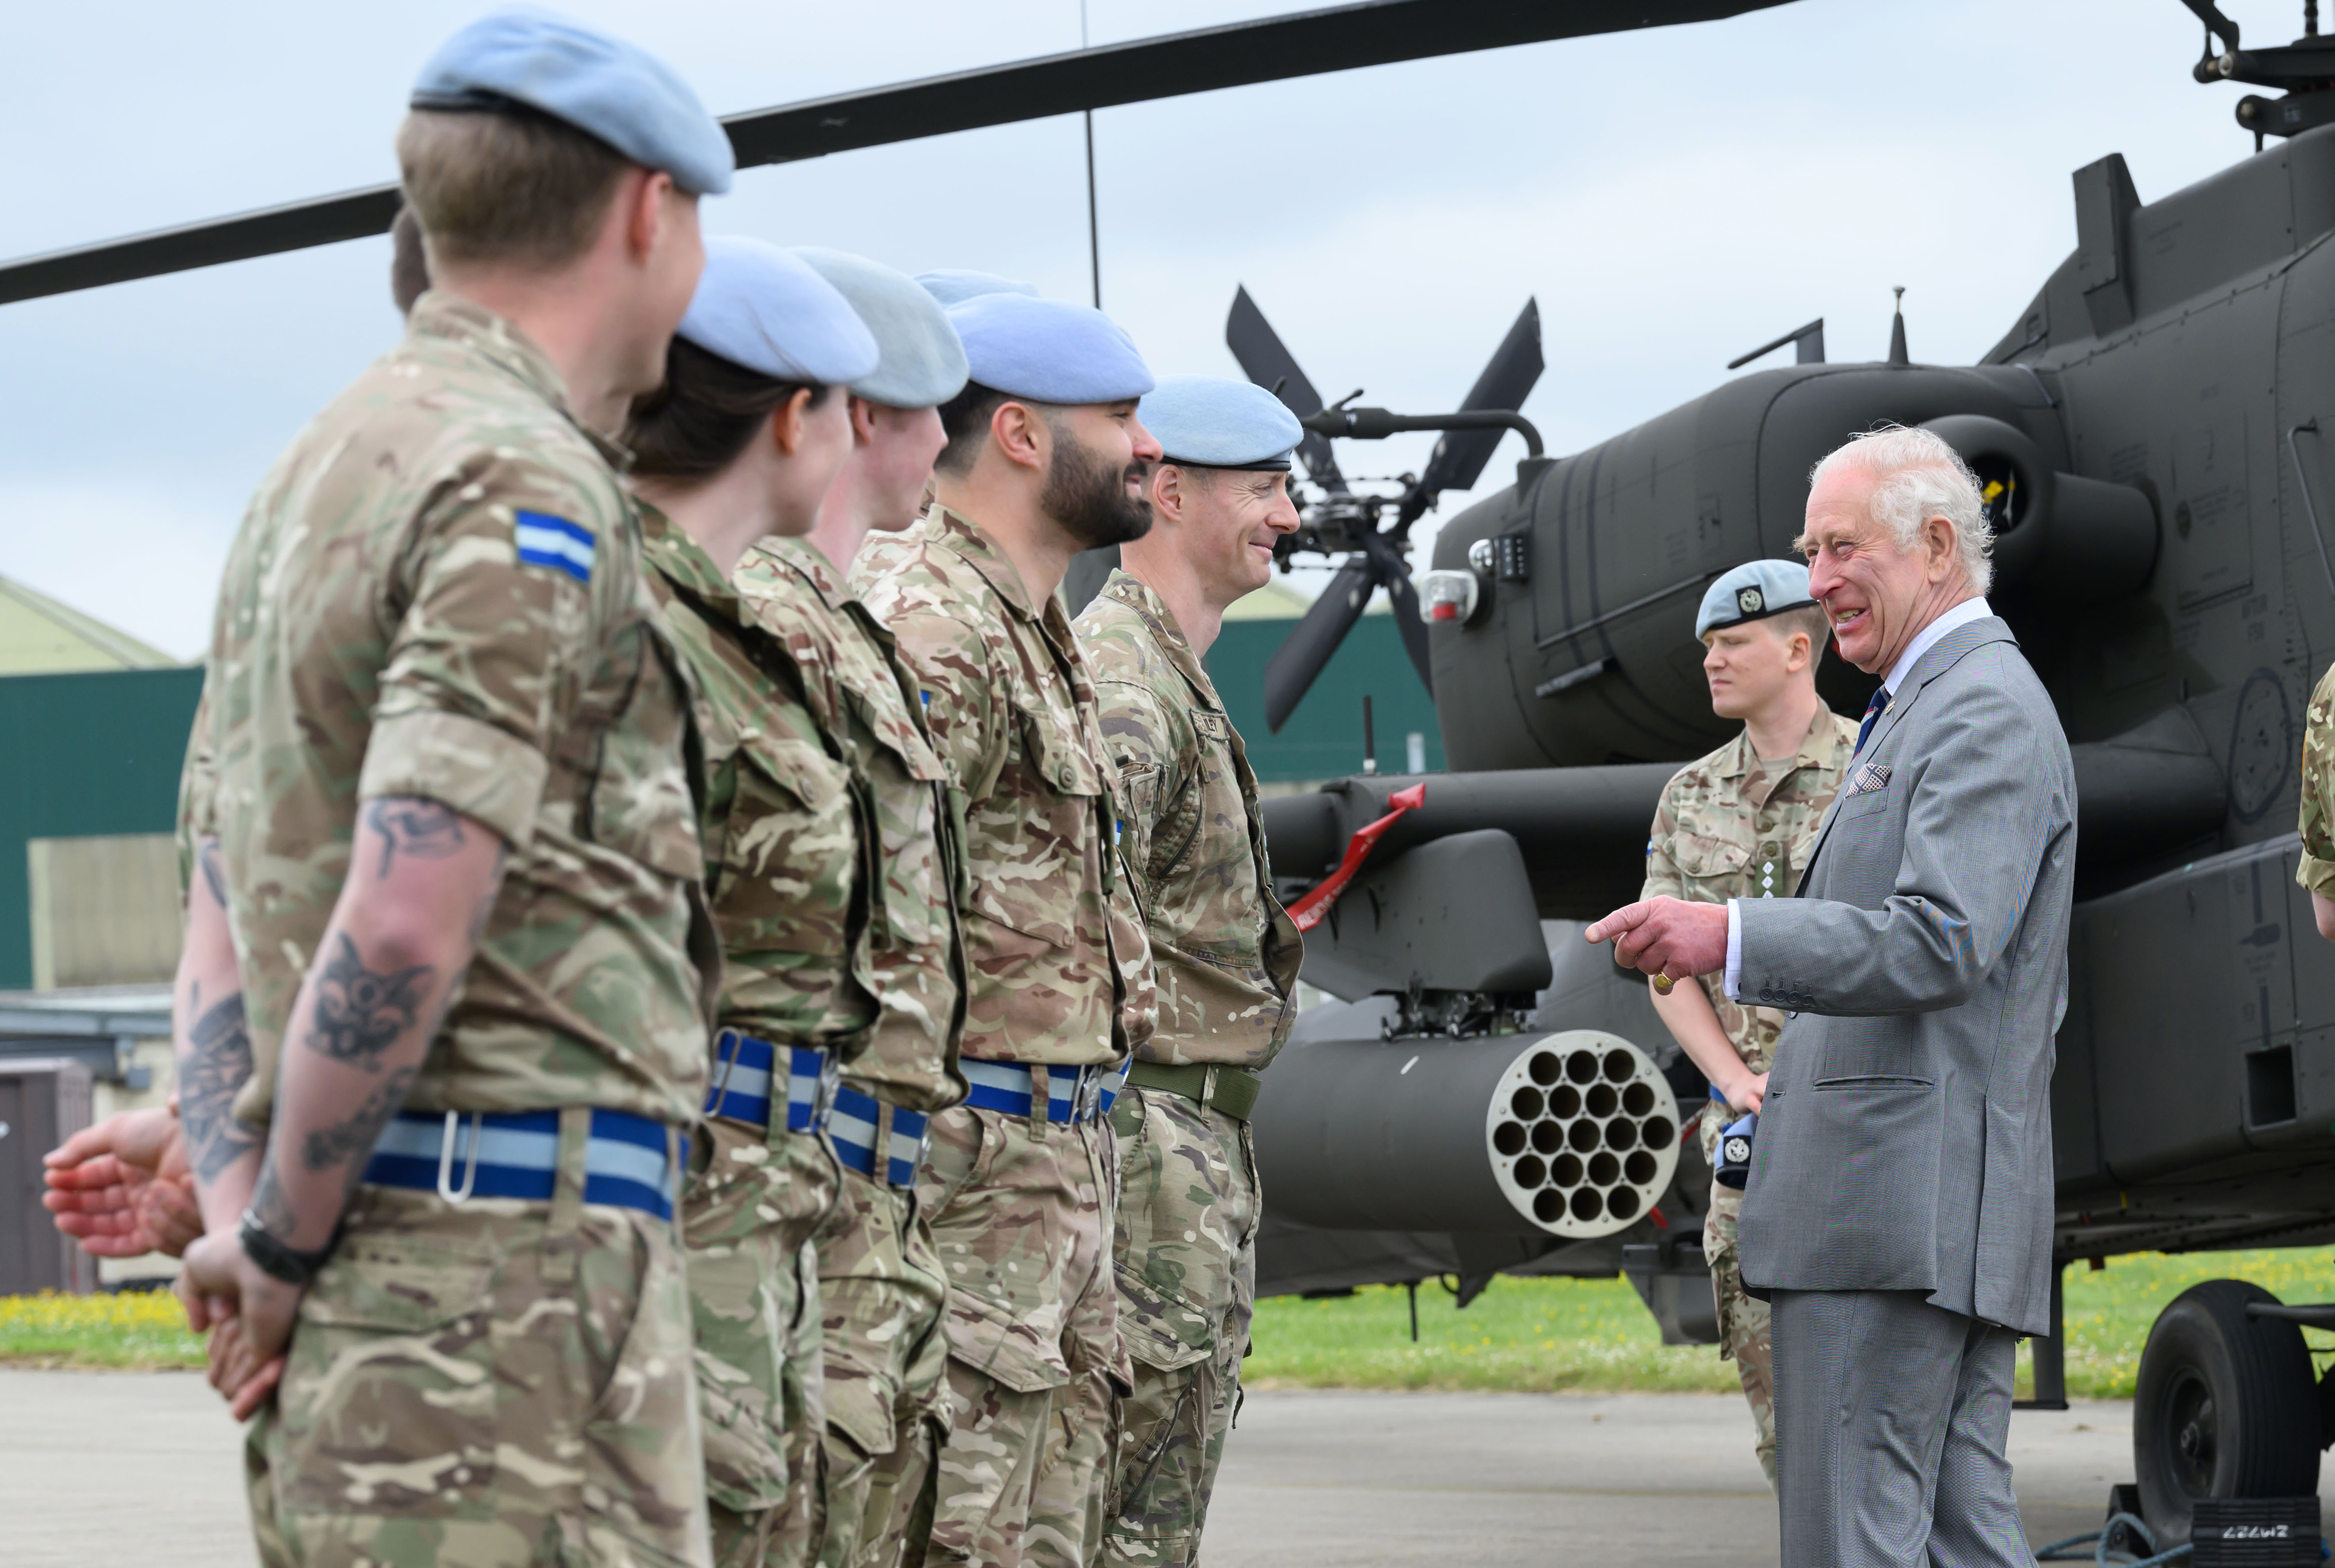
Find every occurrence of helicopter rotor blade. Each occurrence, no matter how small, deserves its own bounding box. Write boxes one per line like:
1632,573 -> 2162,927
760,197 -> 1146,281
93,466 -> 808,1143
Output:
1412,297 -> 1546,504
1264,556 -> 1377,733
1226,286 -> 1348,494
0,1 -> 1791,306
1369,534 -> 1436,696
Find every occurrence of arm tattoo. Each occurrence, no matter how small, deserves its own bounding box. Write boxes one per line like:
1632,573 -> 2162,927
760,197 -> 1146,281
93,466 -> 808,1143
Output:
305,933 -> 433,1068
362,796 -> 467,879
301,1065 -> 416,1179
180,984 -> 260,1183
196,840 -> 227,909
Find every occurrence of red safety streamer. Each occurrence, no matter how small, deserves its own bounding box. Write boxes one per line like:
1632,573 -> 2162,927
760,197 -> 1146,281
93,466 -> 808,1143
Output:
1286,783 -> 1427,933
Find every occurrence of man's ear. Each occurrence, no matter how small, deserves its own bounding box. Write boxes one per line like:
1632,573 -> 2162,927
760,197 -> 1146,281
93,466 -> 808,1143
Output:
1924,514 -> 1959,582
1151,464 -> 1184,525
621,169 -> 672,263
991,400 -> 1046,471
850,396 -> 878,449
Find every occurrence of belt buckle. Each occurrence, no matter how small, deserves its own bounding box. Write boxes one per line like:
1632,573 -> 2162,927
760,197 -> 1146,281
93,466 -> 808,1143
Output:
709,1028 -> 745,1109
1201,1065 -> 1219,1111
813,1051 -> 842,1131
1074,1065 -> 1105,1123
437,1111 -> 483,1204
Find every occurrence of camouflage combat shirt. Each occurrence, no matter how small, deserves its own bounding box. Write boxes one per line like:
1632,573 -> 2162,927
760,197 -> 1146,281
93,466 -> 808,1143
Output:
855,505 -> 1152,1064
201,291 -> 716,1129
638,505 -> 879,1063
732,534 -> 969,1113
1639,707 -> 1858,1072
2298,662 -> 2335,896
1074,571 -> 1300,1069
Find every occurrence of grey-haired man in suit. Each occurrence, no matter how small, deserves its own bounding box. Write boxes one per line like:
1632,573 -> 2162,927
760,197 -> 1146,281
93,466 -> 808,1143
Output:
1587,425 -> 2075,1567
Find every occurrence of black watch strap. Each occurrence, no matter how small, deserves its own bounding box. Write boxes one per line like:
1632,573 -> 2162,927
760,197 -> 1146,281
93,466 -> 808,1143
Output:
238,1208 -> 336,1286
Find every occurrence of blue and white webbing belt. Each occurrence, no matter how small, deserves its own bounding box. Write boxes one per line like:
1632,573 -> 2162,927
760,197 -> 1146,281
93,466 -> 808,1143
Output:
704,1029 -> 833,1132
826,1084 -> 929,1188
960,1059 -> 1127,1124
364,1108 -> 679,1220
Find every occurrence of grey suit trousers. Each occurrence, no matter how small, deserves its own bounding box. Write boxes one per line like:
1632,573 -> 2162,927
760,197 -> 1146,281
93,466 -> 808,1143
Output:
1771,1290 -> 2031,1567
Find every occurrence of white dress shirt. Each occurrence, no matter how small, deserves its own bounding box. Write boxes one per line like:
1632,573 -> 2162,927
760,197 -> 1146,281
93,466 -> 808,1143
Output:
1721,597 -> 1994,1000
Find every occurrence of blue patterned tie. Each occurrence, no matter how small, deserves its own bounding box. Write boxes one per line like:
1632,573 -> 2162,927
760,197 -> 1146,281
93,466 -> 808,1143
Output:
1854,686 -> 1891,756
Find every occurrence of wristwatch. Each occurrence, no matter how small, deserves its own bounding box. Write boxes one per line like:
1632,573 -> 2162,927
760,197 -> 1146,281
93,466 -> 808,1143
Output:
237,1209 -> 337,1286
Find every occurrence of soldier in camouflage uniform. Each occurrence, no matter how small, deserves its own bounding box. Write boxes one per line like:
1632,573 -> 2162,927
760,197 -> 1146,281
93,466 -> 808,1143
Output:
855,291 -> 1161,1568
730,249 -> 973,1568
2298,661 -> 2335,940
1640,559 -> 1856,1492
172,16 -> 735,1564
1071,377 -> 1305,1568
625,239 -> 882,1568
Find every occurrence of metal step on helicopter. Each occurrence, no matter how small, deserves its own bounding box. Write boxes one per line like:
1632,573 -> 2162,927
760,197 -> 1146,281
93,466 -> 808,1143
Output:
11,0 -> 2335,1545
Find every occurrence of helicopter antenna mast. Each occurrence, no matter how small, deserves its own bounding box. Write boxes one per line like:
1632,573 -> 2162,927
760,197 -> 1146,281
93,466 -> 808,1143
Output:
1887,286 -> 1909,367
1082,0 -> 1102,308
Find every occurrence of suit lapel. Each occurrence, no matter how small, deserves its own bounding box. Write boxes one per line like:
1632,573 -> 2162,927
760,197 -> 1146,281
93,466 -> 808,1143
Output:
1793,617 -> 2019,894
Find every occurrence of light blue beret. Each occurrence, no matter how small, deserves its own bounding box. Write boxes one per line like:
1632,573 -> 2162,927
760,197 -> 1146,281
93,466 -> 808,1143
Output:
916,270 -> 1041,308
1140,376 -> 1303,471
678,236 -> 880,386
795,248 -> 969,410
1696,559 -> 1818,637
412,6 -> 735,196
947,294 -> 1153,405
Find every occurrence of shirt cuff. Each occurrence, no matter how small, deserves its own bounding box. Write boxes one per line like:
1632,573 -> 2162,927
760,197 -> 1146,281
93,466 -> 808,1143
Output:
1723,898 -> 1743,1001
2300,854 -> 2335,898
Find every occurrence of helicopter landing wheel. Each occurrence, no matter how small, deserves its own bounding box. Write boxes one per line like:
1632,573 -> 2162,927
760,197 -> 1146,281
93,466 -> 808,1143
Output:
2132,1280 -> 2320,1544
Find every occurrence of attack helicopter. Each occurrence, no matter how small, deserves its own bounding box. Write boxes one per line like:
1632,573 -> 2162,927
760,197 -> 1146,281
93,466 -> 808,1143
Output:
7,0 -> 2333,1546
1221,0 -> 2335,1542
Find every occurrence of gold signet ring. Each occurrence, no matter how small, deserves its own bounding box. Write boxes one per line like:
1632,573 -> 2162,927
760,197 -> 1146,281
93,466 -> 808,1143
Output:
1652,972 -> 1675,995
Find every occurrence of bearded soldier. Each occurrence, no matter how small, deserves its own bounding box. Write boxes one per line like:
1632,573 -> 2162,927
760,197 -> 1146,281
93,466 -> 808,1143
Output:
1639,559 -> 1855,1490
854,293 -> 1159,1568
1072,377 -> 1305,1568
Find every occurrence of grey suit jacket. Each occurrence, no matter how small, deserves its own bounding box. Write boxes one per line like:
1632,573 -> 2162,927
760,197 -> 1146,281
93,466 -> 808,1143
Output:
1734,616 -> 2075,1337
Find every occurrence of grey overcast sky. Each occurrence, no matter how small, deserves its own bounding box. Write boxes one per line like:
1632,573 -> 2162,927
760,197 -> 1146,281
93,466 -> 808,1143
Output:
0,0 -> 2287,657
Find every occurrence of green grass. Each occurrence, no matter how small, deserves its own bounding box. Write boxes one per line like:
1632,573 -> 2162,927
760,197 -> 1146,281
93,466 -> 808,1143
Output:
1247,1248 -> 2335,1398
0,1289 -> 204,1370
8,1246 -> 2332,1390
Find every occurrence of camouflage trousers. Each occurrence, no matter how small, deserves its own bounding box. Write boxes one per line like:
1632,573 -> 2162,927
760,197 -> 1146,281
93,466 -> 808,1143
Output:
1700,1106 -> 1776,1492
880,1101 -> 1125,1568
685,1118 -> 842,1568
1099,1087 -> 1256,1568
243,1151 -> 710,1567
811,1157 -> 950,1568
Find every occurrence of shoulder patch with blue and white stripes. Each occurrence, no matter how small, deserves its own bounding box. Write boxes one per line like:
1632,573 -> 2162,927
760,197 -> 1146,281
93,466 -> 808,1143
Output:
514,510 -> 595,584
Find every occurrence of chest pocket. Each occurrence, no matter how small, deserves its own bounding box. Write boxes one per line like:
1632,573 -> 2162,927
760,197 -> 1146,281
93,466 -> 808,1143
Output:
1152,707 -> 1266,970
1669,827 -> 1751,891
579,614 -> 705,884
843,678 -> 953,952
971,698 -> 1103,950
714,725 -> 859,964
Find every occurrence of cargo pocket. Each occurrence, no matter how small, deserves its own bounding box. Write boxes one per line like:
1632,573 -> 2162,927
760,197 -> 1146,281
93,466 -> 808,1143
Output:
1111,1091 -> 1229,1374
277,1236 -> 498,1520
688,1231 -> 791,1514
965,703 -> 1102,951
